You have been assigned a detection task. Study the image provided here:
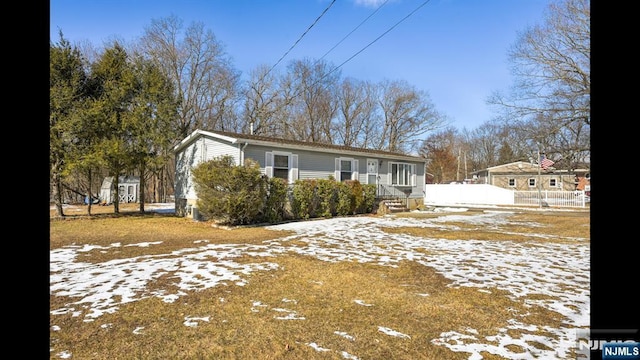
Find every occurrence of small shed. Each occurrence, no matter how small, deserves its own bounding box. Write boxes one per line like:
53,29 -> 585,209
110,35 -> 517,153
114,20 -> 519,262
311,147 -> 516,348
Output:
99,175 -> 140,204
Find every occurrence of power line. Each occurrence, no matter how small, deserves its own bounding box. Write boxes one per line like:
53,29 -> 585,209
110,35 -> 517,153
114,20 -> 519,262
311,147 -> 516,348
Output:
324,0 -> 432,80
287,0 -> 432,101
248,0 -> 432,131
266,0 -> 337,77
317,0 -> 390,62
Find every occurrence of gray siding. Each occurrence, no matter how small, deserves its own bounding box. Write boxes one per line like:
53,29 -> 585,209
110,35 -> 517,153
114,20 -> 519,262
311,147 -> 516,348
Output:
203,137 -> 241,165
243,145 -> 273,175
244,144 -> 425,198
176,132 -> 426,204
175,139 -> 203,200
175,135 -> 240,201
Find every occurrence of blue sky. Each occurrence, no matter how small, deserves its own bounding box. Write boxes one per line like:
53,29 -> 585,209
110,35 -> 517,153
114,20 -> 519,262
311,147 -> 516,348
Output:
50,0 -> 553,130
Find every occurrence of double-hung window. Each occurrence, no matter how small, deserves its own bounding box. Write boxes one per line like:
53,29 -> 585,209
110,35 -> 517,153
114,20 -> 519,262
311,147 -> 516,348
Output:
265,151 -> 298,183
335,158 -> 359,181
273,154 -> 289,180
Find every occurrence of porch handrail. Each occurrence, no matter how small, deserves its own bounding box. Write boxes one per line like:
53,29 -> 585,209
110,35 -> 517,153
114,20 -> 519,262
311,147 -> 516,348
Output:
377,184 -> 404,198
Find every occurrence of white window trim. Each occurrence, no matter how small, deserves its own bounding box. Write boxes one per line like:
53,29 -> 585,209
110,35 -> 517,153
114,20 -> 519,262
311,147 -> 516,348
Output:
387,162 -> 416,186
265,151 -> 298,183
528,178 -> 536,188
335,157 -> 359,182
508,178 -> 516,187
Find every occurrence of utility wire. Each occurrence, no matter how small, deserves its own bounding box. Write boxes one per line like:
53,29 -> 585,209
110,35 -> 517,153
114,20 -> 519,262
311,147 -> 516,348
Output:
317,0 -> 390,62
290,0 -> 431,101
266,0 -> 337,77
250,0 -> 432,135
323,0 -> 432,80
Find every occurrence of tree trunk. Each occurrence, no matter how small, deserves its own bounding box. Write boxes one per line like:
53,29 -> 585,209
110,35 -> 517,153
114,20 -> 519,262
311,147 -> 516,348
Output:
51,162 -> 65,217
139,162 -> 146,213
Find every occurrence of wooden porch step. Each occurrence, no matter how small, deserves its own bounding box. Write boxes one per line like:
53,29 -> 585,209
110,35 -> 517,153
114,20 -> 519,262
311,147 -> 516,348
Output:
380,199 -> 407,213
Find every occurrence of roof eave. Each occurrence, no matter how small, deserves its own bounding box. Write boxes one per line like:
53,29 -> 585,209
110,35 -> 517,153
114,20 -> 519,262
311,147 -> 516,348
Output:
173,129 -> 239,153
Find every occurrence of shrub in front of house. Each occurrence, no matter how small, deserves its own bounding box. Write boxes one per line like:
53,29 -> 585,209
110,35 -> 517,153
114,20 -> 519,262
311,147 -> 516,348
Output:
336,181 -> 356,216
292,178 -> 376,219
193,157 -> 378,225
192,156 -> 268,225
362,183 -> 377,213
315,178 -> 337,218
291,179 -> 318,220
336,180 -> 372,216
262,177 -> 289,223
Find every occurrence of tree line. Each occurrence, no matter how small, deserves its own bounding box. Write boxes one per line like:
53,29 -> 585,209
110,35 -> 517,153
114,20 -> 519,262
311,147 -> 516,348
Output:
50,0 -> 589,216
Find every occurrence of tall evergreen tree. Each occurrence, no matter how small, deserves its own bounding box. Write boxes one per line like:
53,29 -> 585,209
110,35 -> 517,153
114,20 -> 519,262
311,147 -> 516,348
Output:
127,55 -> 180,212
50,31 -> 89,217
88,43 -> 138,214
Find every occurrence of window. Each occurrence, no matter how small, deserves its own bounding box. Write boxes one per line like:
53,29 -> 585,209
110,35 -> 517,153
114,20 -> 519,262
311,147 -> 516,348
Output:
265,151 -> 298,183
528,178 -> 536,187
508,178 -> 516,187
340,160 -> 352,181
389,162 -> 415,186
273,154 -> 289,180
549,178 -> 557,187
335,158 -> 358,181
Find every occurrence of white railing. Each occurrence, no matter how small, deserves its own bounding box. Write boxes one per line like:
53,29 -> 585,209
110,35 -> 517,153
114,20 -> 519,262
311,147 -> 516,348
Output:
119,193 -> 136,203
377,184 -> 407,199
424,184 -> 589,208
513,190 -> 588,208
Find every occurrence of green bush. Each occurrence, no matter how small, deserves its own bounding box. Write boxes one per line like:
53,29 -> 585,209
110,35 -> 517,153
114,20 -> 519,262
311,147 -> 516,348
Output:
193,158 -> 376,224
315,178 -> 337,218
336,181 -> 355,216
262,177 -> 289,223
292,178 -> 373,219
192,156 -> 268,225
361,184 -> 377,213
291,179 -> 317,220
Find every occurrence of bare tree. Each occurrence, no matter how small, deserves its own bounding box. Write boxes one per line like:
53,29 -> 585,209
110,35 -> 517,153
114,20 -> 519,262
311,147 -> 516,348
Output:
241,65 -> 293,136
137,15 -> 240,140
334,77 -> 378,147
419,127 -> 459,183
284,58 -> 340,143
519,112 -> 590,171
378,79 -> 446,154
461,124 -> 500,172
488,0 -> 590,139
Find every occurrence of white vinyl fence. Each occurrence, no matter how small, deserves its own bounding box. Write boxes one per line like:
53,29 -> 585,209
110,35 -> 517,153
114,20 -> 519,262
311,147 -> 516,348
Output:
424,184 -> 588,208
513,190 -> 588,208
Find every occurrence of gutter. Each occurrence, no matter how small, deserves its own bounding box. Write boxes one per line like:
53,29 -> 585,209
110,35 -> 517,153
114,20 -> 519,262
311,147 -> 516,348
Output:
240,142 -> 249,165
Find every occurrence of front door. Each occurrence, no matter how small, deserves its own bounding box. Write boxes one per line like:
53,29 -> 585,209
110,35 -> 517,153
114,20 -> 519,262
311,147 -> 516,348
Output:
367,159 -> 378,185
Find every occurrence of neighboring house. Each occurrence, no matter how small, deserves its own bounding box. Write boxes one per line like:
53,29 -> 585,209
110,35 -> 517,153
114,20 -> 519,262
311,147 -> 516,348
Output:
173,129 -> 427,217
99,175 -> 140,204
471,161 -> 589,192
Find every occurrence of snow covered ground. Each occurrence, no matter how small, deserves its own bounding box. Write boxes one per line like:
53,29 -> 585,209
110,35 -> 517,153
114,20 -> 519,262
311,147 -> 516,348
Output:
50,204 -> 589,359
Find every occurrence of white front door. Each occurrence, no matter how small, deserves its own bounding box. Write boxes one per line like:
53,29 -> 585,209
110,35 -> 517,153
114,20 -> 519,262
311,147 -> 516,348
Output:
367,159 -> 378,185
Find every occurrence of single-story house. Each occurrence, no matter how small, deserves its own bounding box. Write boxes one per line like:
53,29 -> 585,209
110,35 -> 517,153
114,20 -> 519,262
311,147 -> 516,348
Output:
99,175 -> 140,204
173,130 -> 427,217
471,161 -> 589,192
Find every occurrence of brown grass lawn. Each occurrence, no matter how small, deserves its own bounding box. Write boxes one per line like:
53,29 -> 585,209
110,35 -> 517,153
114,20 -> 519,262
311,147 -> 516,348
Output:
50,204 -> 590,359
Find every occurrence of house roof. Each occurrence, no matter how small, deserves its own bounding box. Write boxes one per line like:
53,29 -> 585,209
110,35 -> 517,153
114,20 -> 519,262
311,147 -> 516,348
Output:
174,129 -> 425,162
483,161 -> 539,172
100,175 -> 140,189
472,161 -> 589,174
